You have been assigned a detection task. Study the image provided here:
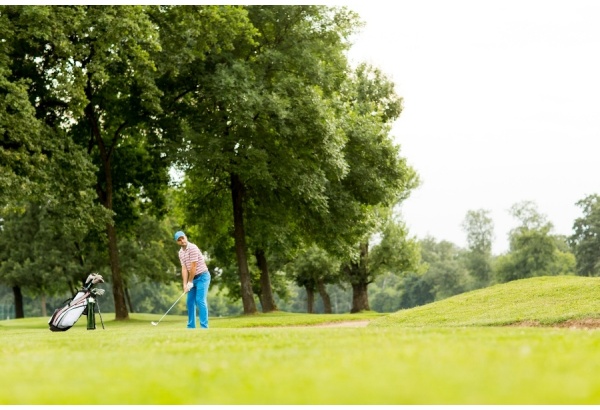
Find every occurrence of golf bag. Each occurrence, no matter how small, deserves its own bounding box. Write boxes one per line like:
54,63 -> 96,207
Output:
48,273 -> 105,332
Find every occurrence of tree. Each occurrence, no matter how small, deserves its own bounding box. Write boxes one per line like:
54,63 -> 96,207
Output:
333,63 -> 419,312
495,201 -> 558,283
398,273 -> 435,309
286,245 -> 343,313
0,198 -> 106,317
461,209 -> 494,288
1,5 -> 174,319
0,7 -> 100,210
0,8 -> 45,206
370,212 -> 422,279
569,194 -> 600,277
173,6 -> 359,314
353,210 -> 423,311
419,237 -> 471,300
393,237 -> 474,310
368,272 -> 403,312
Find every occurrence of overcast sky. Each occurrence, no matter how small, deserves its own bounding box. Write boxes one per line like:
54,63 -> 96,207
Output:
342,0 -> 600,254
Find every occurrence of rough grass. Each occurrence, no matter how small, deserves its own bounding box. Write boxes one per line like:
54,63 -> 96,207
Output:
2,276 -> 600,404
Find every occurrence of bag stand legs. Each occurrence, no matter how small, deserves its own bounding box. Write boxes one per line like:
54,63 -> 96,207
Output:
96,297 -> 105,329
86,291 -> 106,330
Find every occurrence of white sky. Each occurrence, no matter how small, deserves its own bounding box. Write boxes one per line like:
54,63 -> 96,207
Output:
343,0 -> 600,254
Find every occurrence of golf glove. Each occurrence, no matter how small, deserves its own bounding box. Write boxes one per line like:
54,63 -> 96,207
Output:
186,282 -> 194,291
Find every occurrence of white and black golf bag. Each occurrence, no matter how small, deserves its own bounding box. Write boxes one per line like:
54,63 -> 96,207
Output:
48,273 -> 105,332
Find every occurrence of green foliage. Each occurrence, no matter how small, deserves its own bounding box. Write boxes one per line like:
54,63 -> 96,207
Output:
118,214 -> 179,282
285,245 -> 343,290
396,237 -> 472,309
397,272 -> 435,309
0,7 -> 101,210
321,65 -> 419,259
461,209 -> 494,287
495,201 -> 564,283
569,193 -> 600,276
331,64 -> 418,311
370,212 -> 422,278
0,65 -> 43,204
368,273 -> 403,312
168,6 -> 361,311
0,201 -> 107,296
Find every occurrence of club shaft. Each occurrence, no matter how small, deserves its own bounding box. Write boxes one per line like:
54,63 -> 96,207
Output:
155,292 -> 185,324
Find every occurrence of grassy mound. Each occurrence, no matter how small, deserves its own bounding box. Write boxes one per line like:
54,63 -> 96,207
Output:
371,275 -> 600,328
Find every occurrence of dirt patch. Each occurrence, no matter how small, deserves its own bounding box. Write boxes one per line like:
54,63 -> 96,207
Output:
312,320 -> 370,328
509,318 -> 600,329
250,320 -> 371,329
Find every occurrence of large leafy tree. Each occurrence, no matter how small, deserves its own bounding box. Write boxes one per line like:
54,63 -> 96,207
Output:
1,6 -> 111,316
3,5 -> 242,319
175,5 -> 359,314
0,8 -> 44,206
333,64 -> 419,312
569,194 -> 600,277
0,7 -> 99,209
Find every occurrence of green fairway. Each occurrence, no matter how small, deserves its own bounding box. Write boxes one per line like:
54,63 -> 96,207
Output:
2,276 -> 600,404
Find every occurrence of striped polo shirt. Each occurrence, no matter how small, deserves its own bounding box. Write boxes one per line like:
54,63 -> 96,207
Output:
178,242 -> 208,276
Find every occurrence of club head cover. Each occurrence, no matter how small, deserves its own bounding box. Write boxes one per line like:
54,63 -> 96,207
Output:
86,273 -> 105,285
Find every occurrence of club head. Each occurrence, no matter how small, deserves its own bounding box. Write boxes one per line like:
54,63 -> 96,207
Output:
151,322 -> 158,326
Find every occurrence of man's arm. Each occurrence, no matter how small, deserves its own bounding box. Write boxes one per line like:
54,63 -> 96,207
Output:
189,261 -> 197,280
182,266 -> 189,293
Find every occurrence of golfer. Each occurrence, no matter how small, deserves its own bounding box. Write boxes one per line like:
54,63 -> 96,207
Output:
174,231 -> 211,329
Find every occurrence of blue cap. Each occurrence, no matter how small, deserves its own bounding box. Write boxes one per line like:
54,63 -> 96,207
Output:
174,231 -> 185,241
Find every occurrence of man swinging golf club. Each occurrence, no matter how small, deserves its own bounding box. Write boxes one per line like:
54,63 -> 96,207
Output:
174,231 -> 211,329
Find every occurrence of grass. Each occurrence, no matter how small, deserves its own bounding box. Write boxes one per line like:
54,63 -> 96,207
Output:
1,276 -> 600,404
371,275 -> 600,327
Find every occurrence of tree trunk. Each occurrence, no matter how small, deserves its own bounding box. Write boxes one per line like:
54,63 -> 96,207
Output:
41,294 -> 47,317
13,286 -> 24,319
255,248 -> 277,313
346,241 -> 371,313
317,280 -> 332,314
107,221 -> 128,320
125,286 -> 134,313
351,282 -> 370,313
305,286 -> 315,313
86,98 -> 129,320
231,173 -> 257,314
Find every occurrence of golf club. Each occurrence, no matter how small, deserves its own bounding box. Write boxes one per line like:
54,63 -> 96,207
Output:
92,289 -> 106,330
151,291 -> 186,326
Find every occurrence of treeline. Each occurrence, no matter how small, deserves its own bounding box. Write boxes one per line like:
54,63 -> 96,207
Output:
0,5 -> 420,318
2,194 -> 599,318
2,6 -> 599,320
366,198 -> 600,312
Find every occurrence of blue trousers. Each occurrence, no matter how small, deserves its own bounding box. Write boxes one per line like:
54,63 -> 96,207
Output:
187,272 -> 211,329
